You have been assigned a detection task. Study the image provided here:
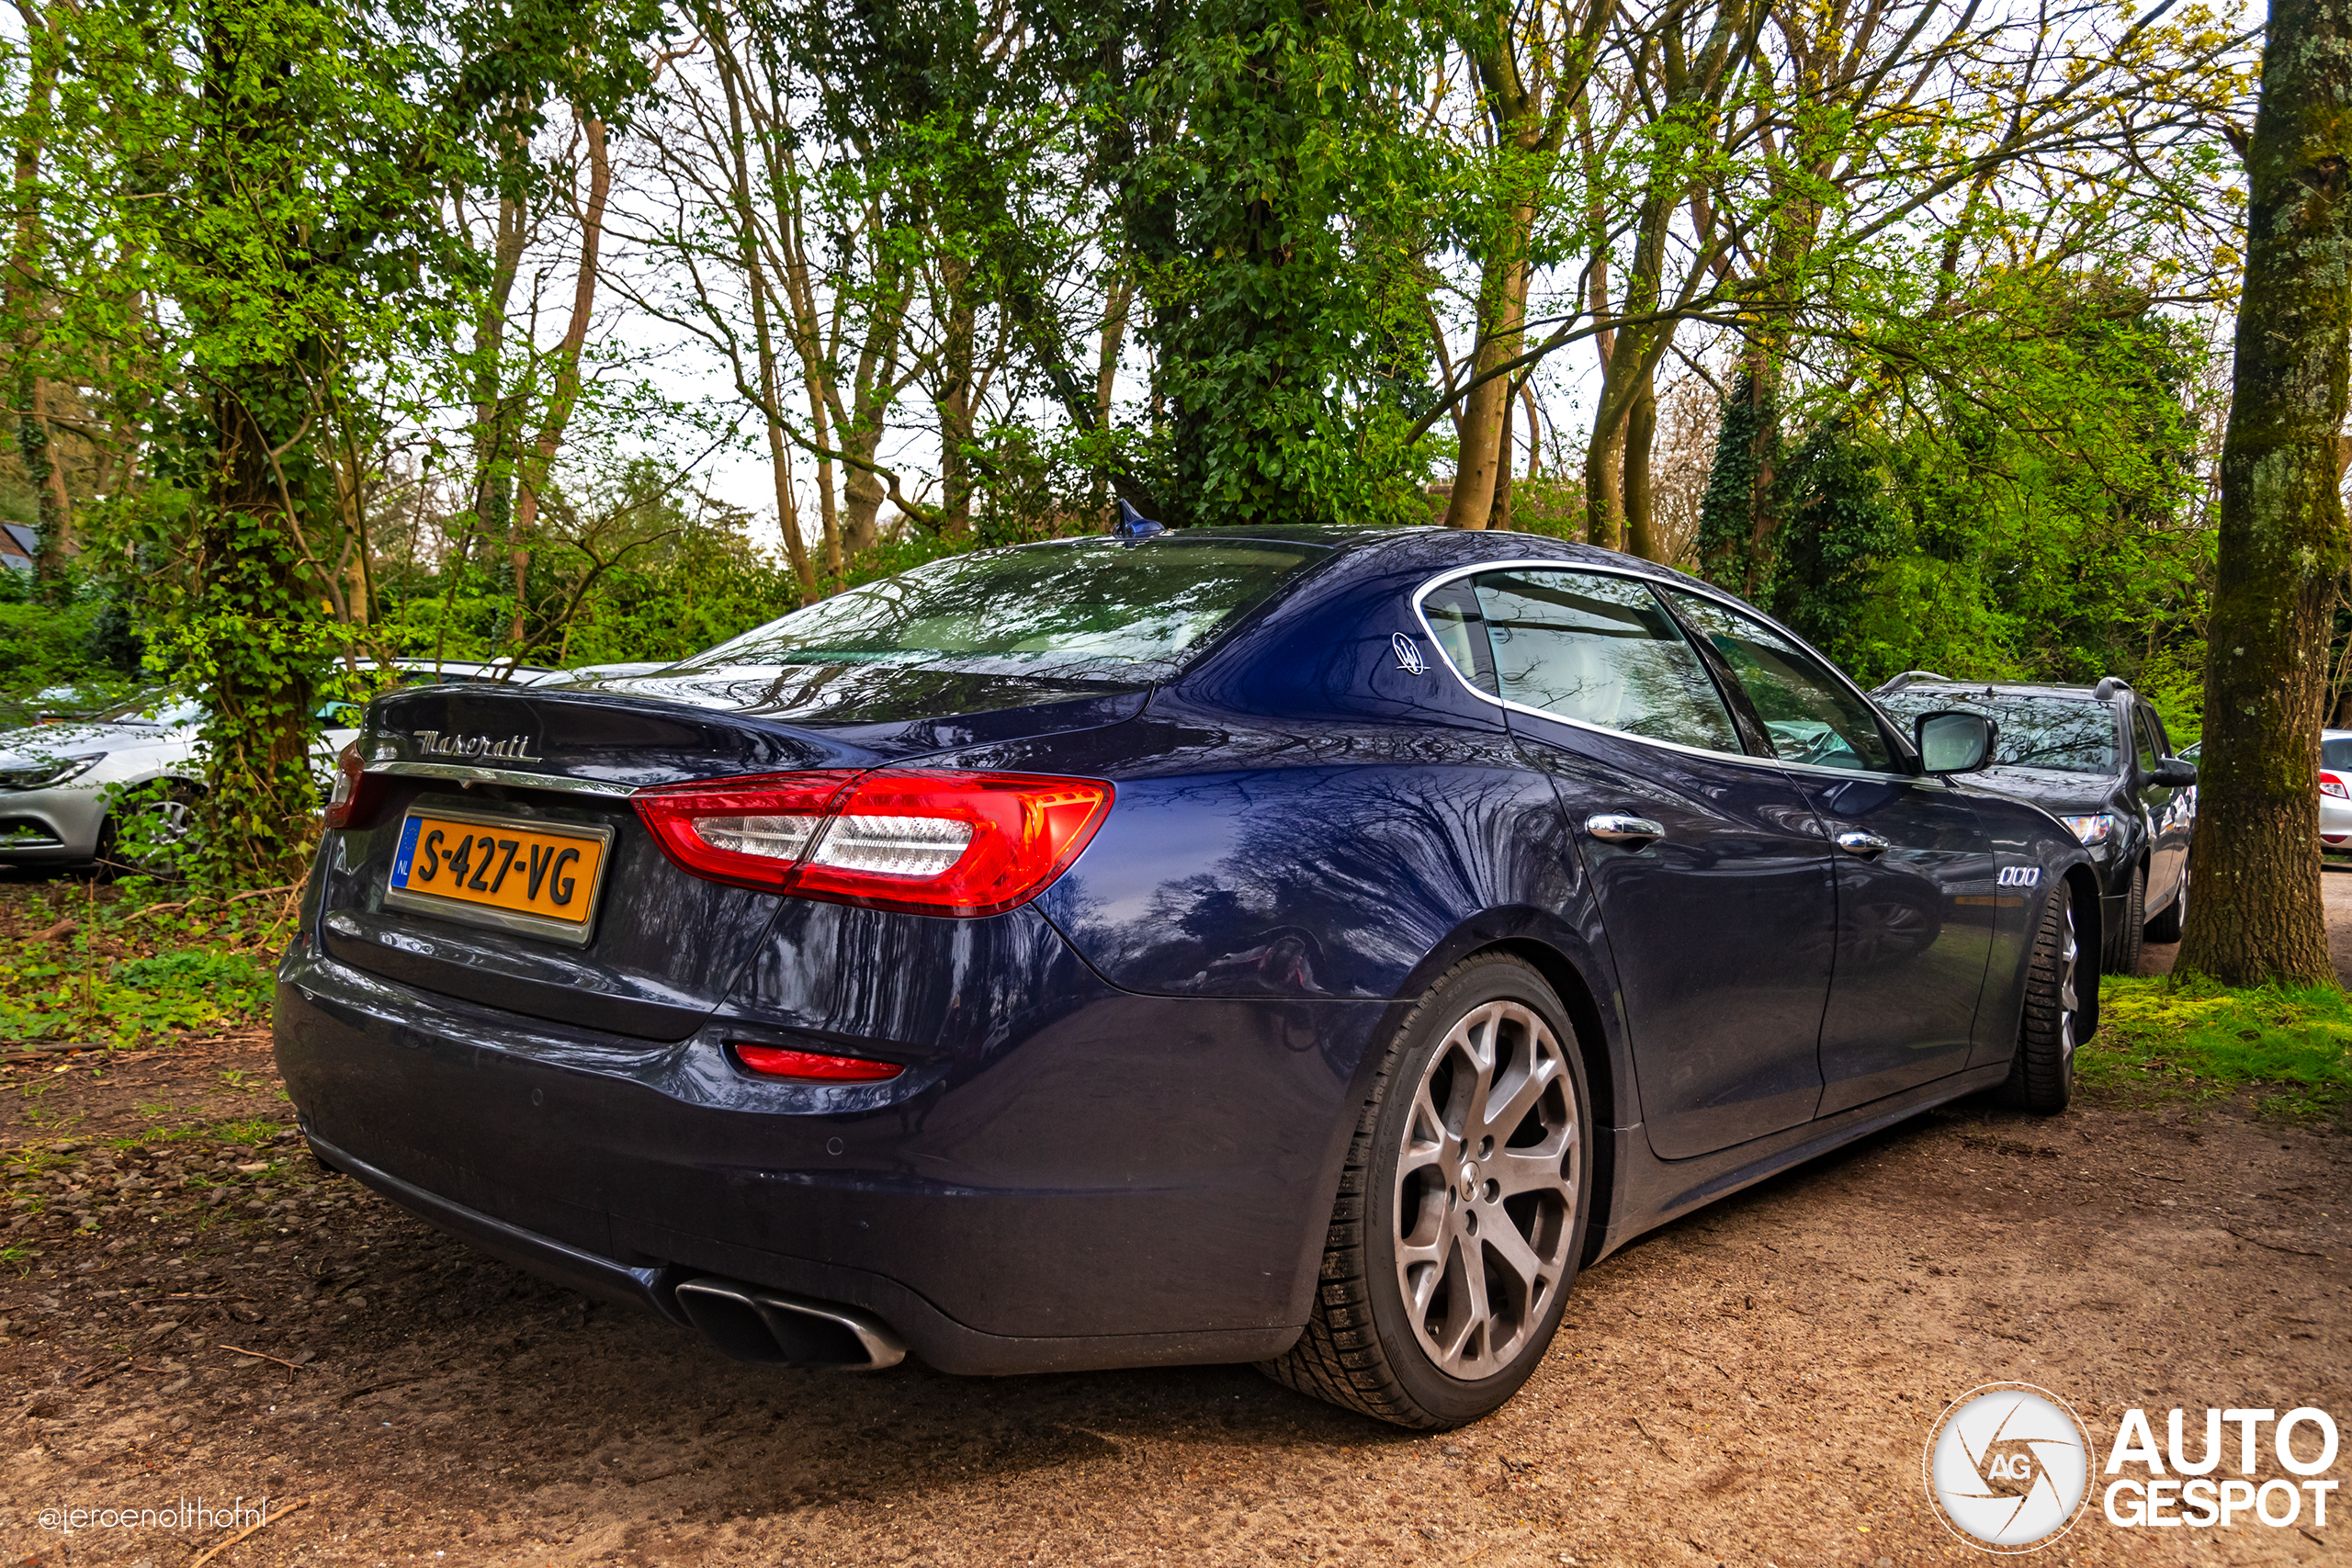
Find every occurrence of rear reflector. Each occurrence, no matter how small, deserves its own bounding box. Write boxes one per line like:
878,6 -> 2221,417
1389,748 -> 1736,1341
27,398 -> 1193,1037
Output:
635,768 -> 1112,916
730,1043 -> 905,1082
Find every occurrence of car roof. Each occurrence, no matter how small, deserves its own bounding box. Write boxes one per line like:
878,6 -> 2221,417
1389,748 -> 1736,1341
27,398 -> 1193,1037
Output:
1881,682 -> 2115,703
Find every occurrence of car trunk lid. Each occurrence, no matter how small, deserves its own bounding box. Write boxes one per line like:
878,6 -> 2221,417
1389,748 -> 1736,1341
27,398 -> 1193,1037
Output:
314,671 -> 1146,1039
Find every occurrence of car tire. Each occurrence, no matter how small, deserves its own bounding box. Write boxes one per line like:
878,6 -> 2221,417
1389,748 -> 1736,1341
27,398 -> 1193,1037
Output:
97,781 -> 200,879
1259,953 -> 1592,1428
2144,865 -> 2187,942
2108,864 -> 2146,974
2000,881 -> 2080,1115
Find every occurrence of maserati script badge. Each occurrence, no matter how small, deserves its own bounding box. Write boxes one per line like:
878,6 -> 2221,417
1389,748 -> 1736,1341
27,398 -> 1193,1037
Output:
412,730 -> 544,763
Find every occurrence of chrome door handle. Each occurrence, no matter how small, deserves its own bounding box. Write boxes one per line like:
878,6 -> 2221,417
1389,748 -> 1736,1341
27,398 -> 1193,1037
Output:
1835,829 -> 1891,858
1586,814 -> 1666,845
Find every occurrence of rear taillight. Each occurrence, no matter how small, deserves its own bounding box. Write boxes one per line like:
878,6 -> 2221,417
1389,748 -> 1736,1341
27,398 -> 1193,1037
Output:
631,772 -> 862,891
2324,773 -> 2348,800
730,1043 -> 905,1082
634,769 -> 1113,916
321,740 -> 380,829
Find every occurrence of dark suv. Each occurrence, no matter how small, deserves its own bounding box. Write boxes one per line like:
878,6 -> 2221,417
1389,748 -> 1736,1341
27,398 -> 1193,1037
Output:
1871,673 -> 2196,975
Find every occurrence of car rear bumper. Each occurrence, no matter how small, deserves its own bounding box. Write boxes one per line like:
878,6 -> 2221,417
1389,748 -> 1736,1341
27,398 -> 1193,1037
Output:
2322,792 -> 2352,848
274,940 -> 1389,1374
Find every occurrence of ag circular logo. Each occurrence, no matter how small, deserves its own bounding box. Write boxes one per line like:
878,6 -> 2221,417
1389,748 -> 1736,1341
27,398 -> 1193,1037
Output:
1924,1382 -> 2092,1552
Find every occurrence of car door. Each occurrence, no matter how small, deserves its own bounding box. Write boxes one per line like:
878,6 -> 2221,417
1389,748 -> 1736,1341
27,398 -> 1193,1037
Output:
1453,566 -> 1839,1160
2133,703 -> 2187,908
1657,590 -> 1996,1119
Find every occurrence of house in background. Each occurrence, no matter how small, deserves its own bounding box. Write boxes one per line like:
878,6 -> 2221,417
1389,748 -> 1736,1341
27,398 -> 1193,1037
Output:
0,522 -> 35,574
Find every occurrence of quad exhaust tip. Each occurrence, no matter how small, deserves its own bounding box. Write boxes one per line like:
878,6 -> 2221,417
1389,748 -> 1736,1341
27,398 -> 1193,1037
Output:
673,1276 -> 907,1371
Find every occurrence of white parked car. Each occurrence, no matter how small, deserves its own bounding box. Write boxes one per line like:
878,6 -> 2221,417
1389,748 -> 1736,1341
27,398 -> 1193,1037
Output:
0,660 -> 553,871
2321,731 -> 2352,852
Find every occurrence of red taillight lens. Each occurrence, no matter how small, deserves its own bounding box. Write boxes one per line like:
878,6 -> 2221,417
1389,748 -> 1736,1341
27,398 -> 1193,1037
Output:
730,1043 -> 905,1082
632,772 -> 863,890
796,771 -> 1113,915
634,768 -> 1113,915
2324,773 -> 2348,800
322,740 -> 379,829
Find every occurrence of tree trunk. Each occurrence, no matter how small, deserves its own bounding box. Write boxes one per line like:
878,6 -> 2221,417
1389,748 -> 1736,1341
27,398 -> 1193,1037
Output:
1583,409 -> 1624,548
466,181 -> 526,581
507,113 -> 611,649
18,376 -> 70,573
1623,367 -> 1657,560
6,4 -> 66,583
1442,221 -> 1530,531
2176,0 -> 2352,987
934,254 -> 978,537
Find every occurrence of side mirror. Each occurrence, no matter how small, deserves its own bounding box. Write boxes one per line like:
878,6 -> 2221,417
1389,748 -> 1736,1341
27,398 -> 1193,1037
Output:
1916,711 -> 1996,774
2152,756 -> 2198,787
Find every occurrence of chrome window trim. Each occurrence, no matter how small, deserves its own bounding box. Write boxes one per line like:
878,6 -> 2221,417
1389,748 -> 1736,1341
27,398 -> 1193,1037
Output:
367,760 -> 639,799
1409,558 -> 1924,785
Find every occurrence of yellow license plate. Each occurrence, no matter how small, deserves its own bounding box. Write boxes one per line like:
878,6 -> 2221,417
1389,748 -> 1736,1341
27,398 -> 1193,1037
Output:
383,808 -> 615,945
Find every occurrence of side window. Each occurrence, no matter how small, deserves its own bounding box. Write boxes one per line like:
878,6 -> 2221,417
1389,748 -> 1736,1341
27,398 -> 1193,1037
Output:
1470,570 -> 1741,752
1419,581 -> 1498,695
1662,590 -> 1895,773
2133,705 -> 2162,779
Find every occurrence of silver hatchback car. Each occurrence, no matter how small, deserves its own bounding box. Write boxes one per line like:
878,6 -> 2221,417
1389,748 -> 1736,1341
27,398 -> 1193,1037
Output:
0,694 -> 209,867
0,660 -> 558,871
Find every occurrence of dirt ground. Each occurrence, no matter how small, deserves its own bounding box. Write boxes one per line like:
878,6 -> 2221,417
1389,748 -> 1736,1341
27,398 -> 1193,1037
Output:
1,899 -> 2346,1567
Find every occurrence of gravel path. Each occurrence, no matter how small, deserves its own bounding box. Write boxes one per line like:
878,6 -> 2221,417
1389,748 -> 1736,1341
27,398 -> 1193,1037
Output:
1,989 -> 2345,1566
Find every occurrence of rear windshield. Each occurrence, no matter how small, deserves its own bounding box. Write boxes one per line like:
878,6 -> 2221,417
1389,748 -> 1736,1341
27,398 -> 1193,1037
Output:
2324,738 -> 2352,771
1876,691 -> 2117,775
687,537 -> 1328,679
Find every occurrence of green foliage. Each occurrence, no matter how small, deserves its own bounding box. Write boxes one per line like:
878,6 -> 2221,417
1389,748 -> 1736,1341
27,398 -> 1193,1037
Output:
0,877 -> 295,1045
1700,295 -> 2208,713
1126,0 -> 1445,528
2090,975 -> 2352,1120
0,566 -> 145,726
1758,423 -> 1904,673
1697,375 -> 1775,591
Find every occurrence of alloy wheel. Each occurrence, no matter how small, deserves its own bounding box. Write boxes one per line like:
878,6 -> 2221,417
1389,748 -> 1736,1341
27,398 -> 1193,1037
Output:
2056,902 -> 2079,1068
1391,999 -> 1579,1381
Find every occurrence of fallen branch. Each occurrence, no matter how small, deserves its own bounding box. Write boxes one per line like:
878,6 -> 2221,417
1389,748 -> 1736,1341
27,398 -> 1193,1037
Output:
0,1042 -> 104,1061
123,883 -> 299,922
27,917 -> 76,942
218,1343 -> 312,1372
72,1358 -> 132,1389
188,1496 -> 310,1568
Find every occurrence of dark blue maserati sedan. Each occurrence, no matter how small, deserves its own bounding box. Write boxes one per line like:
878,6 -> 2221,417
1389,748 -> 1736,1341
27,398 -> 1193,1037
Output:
277,525 -> 2096,1427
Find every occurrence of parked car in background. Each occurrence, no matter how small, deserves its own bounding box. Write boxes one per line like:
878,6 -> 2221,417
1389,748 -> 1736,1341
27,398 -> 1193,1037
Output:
0,693 -> 207,869
2320,732 -> 2352,852
279,525 -> 2099,1430
0,660 -> 554,873
1872,673 -> 2196,972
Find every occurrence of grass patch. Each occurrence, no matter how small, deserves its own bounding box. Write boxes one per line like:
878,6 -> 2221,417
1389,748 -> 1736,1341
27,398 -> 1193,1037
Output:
2088,976 -> 2352,1119
0,875 -> 298,1045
